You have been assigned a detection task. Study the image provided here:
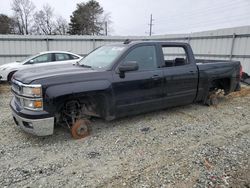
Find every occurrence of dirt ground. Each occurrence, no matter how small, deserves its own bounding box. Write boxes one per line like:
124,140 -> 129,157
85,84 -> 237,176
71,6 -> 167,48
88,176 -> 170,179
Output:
0,83 -> 249,188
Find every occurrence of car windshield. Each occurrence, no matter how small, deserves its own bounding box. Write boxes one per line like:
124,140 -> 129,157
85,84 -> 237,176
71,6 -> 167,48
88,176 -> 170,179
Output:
79,45 -> 125,69
18,54 -> 39,63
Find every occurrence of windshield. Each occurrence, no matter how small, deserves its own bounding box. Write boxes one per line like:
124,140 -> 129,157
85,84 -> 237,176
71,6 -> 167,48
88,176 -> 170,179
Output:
19,54 -> 39,63
79,45 -> 125,69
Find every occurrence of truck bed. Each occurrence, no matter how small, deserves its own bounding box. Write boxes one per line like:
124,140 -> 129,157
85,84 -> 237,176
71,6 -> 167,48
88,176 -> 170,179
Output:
195,59 -> 241,100
196,59 -> 241,78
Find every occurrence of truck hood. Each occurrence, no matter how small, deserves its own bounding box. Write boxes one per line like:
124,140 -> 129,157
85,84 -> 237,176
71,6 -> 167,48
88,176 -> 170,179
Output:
13,64 -> 98,84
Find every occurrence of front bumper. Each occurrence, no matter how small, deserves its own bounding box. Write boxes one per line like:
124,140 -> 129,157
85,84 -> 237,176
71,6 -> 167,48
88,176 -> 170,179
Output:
0,70 -> 8,82
10,98 -> 54,136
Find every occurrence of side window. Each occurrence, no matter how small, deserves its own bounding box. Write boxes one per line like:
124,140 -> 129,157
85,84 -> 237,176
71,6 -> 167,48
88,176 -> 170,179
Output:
29,54 -> 52,64
70,54 -> 80,59
55,53 -> 71,61
123,46 -> 157,71
161,46 -> 189,67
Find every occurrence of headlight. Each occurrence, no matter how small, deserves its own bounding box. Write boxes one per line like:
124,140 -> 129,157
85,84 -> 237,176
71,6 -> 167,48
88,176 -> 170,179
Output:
23,98 -> 43,110
22,85 -> 42,97
12,80 -> 43,111
0,67 -> 7,71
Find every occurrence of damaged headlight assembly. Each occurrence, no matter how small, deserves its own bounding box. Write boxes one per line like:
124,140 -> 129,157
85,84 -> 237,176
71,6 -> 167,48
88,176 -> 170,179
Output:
22,85 -> 43,110
23,98 -> 43,110
12,80 -> 43,110
22,85 -> 42,97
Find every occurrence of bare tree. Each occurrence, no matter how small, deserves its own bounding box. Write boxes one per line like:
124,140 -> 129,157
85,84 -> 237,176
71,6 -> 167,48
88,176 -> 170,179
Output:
33,4 -> 55,35
101,12 -> 113,35
11,0 -> 35,35
54,16 -> 68,35
53,16 -> 69,35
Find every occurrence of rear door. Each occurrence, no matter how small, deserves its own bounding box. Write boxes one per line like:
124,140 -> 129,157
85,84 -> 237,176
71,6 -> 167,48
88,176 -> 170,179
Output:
160,44 -> 198,107
112,44 -> 164,117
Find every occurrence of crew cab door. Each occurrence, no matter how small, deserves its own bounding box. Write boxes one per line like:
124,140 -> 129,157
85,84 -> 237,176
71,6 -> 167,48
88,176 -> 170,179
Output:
112,45 -> 164,117
159,44 -> 198,107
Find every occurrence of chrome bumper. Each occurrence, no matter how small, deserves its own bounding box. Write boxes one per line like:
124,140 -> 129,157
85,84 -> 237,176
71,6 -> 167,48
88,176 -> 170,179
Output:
12,111 -> 54,136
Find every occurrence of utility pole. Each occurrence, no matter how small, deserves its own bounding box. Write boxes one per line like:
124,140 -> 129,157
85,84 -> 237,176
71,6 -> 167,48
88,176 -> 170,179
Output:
149,14 -> 153,36
105,21 -> 108,36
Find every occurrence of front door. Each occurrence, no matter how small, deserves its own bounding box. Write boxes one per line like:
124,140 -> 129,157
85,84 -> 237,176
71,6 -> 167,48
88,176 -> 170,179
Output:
112,45 -> 164,117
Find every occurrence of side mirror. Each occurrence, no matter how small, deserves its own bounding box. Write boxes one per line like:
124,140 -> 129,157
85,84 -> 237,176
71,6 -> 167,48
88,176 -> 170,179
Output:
119,61 -> 138,72
118,61 -> 138,78
28,59 -> 34,64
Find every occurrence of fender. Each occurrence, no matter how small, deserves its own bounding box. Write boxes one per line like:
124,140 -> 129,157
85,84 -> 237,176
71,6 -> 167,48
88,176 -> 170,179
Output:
45,80 -> 111,98
43,80 -> 115,119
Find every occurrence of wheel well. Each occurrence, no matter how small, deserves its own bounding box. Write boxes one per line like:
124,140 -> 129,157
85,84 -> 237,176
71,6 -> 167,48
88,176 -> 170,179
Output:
56,94 -> 107,124
210,78 -> 231,94
7,71 -> 17,82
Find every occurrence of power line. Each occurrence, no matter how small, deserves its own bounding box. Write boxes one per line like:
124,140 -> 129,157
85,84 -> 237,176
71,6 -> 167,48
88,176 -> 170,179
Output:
156,14 -> 250,31
153,1 -> 250,34
156,0 -> 250,23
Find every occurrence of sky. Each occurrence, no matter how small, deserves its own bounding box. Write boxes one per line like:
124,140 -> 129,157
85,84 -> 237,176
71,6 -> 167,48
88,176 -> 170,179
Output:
0,0 -> 250,36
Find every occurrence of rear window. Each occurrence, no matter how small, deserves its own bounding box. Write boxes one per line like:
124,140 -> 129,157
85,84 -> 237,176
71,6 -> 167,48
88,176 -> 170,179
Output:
55,53 -> 72,61
70,54 -> 80,59
161,46 -> 189,67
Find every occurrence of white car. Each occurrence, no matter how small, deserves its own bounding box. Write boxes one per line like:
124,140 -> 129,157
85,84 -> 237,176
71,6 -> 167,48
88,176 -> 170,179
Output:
0,51 -> 82,82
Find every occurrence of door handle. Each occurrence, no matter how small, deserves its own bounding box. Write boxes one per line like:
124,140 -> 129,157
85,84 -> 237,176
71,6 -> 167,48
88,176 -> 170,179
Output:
151,75 -> 161,80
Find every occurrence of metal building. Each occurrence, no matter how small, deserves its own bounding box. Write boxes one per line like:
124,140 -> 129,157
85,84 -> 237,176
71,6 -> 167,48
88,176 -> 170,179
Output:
0,25 -> 249,74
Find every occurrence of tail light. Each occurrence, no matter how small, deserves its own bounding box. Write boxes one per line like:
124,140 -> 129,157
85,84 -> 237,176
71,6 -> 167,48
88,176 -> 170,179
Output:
240,65 -> 243,79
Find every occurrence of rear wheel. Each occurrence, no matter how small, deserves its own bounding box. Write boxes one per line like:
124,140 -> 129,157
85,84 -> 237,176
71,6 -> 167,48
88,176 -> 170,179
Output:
206,95 -> 218,106
205,91 -> 219,106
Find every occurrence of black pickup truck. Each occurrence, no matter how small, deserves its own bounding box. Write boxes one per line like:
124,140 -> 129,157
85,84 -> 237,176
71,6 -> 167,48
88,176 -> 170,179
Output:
10,41 -> 242,139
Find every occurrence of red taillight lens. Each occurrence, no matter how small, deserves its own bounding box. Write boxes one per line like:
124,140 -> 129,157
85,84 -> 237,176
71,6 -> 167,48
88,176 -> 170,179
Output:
240,65 -> 243,79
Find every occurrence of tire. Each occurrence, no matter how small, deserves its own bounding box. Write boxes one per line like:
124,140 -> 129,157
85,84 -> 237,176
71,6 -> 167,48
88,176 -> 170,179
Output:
210,96 -> 218,106
206,95 -> 218,106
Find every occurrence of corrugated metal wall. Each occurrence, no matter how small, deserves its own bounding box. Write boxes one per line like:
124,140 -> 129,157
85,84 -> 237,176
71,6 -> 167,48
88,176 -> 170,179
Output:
0,26 -> 250,73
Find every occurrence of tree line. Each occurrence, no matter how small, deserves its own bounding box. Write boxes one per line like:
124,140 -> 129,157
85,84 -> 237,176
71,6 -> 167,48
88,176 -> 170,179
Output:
0,0 -> 111,35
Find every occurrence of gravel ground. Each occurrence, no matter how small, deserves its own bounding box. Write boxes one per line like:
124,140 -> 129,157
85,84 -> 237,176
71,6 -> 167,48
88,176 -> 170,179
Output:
0,83 -> 250,188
